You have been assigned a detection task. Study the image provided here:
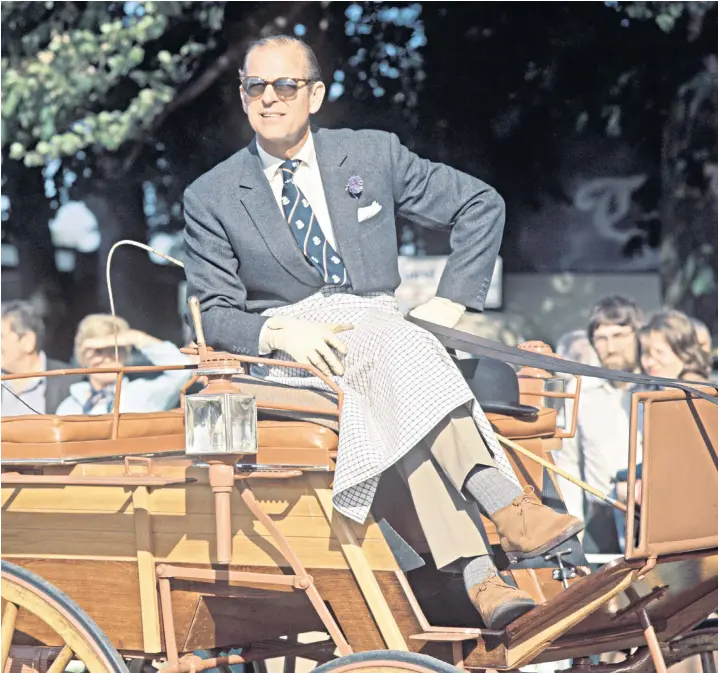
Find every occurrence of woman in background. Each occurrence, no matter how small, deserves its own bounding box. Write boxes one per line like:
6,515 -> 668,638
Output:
639,309 -> 711,383
614,309 -> 712,550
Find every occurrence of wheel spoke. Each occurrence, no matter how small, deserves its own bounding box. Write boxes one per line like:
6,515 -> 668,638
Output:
1,601 -> 19,671
47,645 -> 75,673
2,561 -> 128,673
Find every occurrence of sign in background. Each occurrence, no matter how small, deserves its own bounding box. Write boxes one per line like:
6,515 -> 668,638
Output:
396,255 -> 503,313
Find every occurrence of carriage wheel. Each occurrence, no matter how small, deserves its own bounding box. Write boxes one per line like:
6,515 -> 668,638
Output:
1,561 -> 129,673
312,650 -> 461,673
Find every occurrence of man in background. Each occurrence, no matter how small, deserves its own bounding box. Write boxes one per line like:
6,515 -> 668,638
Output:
56,314 -> 192,415
1,300 -> 81,416
575,295 -> 645,552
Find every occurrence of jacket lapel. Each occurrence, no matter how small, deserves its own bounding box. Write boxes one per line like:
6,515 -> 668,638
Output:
313,130 -> 362,279
238,140 -> 323,287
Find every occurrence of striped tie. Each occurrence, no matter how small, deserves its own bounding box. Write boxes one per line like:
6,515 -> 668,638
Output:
280,158 -> 350,287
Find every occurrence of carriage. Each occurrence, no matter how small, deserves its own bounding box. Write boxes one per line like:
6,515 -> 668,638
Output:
2,297 -> 718,673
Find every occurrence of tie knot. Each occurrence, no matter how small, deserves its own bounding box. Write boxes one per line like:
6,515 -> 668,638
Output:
281,158 -> 301,177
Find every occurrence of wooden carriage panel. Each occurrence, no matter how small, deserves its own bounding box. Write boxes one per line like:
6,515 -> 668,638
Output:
1,469 -> 397,571
626,390 -> 718,560
461,559 -> 638,669
516,551 -> 718,664
3,559 -> 145,651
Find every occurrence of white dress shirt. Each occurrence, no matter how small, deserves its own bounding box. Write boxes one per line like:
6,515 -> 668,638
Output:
256,133 -> 338,250
555,378 -> 638,504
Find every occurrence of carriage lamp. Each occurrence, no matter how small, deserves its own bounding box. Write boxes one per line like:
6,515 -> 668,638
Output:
184,372 -> 258,456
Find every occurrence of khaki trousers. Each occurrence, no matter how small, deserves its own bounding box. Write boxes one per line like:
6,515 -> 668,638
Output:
397,405 -> 496,571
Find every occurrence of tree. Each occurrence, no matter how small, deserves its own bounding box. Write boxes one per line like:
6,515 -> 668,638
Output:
1,1 -> 318,348
3,1 -> 716,349
354,1 -> 718,331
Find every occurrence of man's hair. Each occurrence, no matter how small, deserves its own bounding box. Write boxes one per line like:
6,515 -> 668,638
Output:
640,309 -> 711,380
74,314 -> 130,366
241,34 -> 322,81
555,329 -> 600,366
1,300 -> 45,352
587,295 -> 645,344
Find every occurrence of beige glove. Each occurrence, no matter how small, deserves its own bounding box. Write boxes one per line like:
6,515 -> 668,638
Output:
258,316 -> 353,377
409,296 -> 466,329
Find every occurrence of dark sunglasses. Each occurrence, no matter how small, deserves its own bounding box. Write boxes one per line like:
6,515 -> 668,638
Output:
241,77 -> 316,100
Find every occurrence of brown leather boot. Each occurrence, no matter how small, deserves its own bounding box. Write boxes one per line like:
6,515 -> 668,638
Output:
491,486 -> 584,564
468,570 -> 536,629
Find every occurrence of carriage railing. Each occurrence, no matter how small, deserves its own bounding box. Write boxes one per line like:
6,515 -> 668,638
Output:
0,350 -> 344,445
516,376 -> 583,439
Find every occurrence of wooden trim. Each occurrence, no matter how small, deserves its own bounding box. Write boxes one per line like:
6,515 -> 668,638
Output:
111,373 -> 124,440
132,486 -> 162,653
505,570 -> 638,669
1,601 -> 18,671
46,645 -> 74,673
312,481 -> 408,652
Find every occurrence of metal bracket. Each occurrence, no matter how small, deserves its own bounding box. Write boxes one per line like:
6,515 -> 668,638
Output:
553,566 -> 577,583
611,585 -> 668,622
123,456 -> 154,477
545,547 -> 575,589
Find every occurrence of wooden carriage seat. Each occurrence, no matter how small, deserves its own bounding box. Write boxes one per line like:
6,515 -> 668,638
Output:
1,409 -> 338,464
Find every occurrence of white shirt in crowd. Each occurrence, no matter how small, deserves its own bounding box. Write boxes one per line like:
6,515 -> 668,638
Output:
256,133 -> 338,250
554,377 -> 638,518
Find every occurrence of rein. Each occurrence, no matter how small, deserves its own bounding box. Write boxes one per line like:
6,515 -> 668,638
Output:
408,318 -> 718,406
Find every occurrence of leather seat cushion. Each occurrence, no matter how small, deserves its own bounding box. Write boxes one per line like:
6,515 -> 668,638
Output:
485,407 -> 557,439
236,375 -> 339,432
1,411 -> 338,451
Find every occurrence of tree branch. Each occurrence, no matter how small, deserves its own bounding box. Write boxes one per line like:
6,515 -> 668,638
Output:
118,2 -> 310,177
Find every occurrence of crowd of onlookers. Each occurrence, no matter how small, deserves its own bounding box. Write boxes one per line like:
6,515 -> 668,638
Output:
1,295 -> 715,556
552,296 -> 715,554
1,300 -> 193,417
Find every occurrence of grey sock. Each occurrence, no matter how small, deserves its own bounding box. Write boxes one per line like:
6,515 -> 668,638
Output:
464,465 -> 524,516
461,555 -> 497,590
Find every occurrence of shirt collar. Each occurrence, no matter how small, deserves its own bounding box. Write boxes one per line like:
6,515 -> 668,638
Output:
1,352 -> 48,392
256,133 -> 316,180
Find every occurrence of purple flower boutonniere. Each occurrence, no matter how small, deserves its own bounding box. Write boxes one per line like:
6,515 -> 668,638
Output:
346,174 -> 363,199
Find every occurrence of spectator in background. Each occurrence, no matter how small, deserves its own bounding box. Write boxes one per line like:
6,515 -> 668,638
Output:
613,309 -> 711,550
575,296 -> 645,553
640,310 -> 712,383
691,317 -> 713,359
1,301 -> 82,416
553,330 -> 601,522
692,318 -> 717,384
56,314 -> 193,415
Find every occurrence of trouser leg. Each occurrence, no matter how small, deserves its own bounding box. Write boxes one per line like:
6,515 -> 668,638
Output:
428,405 -> 524,516
397,405 -> 495,571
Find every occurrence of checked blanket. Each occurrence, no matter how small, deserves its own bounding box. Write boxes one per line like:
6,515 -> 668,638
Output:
257,286 -> 521,524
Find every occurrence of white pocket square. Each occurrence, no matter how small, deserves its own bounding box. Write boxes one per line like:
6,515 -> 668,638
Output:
358,201 -> 383,222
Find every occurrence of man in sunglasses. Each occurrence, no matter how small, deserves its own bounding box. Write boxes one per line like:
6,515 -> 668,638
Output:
183,35 -> 582,629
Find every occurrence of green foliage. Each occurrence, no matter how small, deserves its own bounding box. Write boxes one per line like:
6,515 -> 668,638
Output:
618,1 -> 714,33
1,1 -> 226,167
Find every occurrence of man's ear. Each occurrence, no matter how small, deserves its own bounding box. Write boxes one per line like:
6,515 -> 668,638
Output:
20,331 -> 37,355
309,81 -> 326,114
240,88 -> 250,115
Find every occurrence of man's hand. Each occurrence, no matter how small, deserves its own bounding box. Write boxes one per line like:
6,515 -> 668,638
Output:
79,329 -> 163,366
409,296 -> 466,329
259,316 -> 353,377
81,329 -> 161,352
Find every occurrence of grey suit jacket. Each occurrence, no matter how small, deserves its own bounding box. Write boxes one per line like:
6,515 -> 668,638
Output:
183,127 -> 505,356
45,358 -> 83,414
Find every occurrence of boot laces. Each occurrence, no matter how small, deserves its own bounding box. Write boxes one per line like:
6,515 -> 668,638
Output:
508,485 -> 542,536
511,485 -> 541,508
478,569 -> 516,593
